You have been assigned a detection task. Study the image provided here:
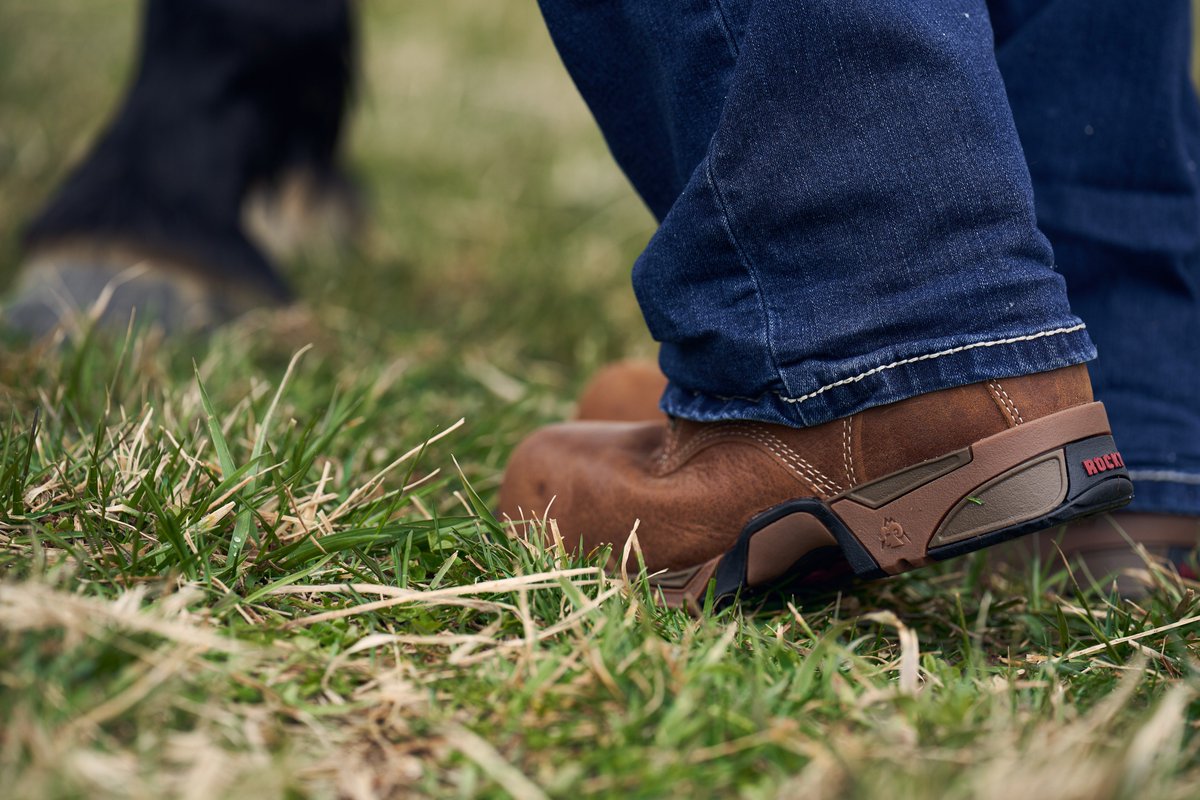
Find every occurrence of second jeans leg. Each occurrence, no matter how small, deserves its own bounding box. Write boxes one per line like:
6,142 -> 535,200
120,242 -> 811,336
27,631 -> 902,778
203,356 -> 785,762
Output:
992,0 -> 1200,515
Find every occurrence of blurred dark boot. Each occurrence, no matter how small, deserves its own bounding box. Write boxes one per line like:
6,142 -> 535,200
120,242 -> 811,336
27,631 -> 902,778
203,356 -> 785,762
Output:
6,0 -> 356,336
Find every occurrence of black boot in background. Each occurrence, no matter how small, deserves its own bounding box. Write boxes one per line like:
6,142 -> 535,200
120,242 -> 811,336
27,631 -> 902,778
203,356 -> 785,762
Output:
8,0 -> 356,336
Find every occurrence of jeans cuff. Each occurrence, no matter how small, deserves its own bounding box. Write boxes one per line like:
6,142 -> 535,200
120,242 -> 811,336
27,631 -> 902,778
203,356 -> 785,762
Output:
660,322 -> 1097,427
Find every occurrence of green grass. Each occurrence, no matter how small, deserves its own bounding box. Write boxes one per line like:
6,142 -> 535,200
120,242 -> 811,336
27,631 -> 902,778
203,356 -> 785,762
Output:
2,3 -> 1200,798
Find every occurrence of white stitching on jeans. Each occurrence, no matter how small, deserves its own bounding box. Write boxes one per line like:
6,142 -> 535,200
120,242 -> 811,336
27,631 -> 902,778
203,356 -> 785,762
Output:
777,324 -> 1087,405
1127,470 -> 1200,486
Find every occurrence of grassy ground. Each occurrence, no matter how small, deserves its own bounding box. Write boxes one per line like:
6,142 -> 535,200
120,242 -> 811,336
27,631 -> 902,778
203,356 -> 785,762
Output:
2,3 -> 1200,798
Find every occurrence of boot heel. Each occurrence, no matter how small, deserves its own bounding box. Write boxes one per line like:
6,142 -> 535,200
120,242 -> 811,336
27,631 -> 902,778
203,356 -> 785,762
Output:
924,433 -> 1133,561
830,403 -> 1134,574
668,402 -> 1134,610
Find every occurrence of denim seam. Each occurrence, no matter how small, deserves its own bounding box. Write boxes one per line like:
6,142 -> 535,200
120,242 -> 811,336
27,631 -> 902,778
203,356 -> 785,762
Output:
706,0 -> 740,59
703,158 -> 790,395
1030,177 -> 1199,202
1127,470 -> 1200,486
776,322 -> 1088,405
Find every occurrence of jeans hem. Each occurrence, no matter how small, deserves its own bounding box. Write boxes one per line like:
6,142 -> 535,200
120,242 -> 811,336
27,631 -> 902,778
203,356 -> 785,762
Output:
660,322 -> 1096,427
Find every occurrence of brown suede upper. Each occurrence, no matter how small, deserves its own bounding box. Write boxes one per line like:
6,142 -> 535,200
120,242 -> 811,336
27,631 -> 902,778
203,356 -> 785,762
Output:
499,365 -> 1094,573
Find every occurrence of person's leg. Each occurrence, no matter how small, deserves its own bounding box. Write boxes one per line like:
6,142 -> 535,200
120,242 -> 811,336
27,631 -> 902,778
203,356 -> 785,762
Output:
566,1 -> 1200,594
539,0 -> 1094,427
990,0 -> 1200,516
6,0 -> 355,335
505,0 -> 1131,608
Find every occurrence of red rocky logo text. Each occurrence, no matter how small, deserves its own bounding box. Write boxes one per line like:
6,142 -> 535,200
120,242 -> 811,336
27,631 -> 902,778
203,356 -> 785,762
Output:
1082,452 -> 1124,476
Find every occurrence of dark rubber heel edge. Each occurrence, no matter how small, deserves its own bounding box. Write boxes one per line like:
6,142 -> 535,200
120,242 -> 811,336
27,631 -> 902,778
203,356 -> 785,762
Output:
712,499 -> 885,601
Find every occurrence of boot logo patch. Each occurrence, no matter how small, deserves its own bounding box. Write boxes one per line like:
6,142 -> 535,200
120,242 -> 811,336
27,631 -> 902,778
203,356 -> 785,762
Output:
1082,451 -> 1124,476
880,518 -> 910,549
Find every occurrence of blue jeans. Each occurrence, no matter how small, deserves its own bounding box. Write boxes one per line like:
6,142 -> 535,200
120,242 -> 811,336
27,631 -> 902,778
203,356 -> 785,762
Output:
537,0 -> 1200,515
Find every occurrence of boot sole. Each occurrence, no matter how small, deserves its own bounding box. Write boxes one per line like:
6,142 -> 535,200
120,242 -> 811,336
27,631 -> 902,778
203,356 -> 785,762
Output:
648,402 -> 1133,611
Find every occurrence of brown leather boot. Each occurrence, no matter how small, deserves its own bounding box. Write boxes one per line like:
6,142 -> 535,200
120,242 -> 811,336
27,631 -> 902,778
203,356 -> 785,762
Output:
575,360 -> 668,423
500,364 -> 1134,609
570,360 -> 1199,598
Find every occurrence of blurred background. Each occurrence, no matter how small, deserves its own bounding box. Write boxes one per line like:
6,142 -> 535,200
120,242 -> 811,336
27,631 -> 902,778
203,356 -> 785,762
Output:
4,2 -> 1200,366
4,1 -> 1200,407
0,1 -> 657,371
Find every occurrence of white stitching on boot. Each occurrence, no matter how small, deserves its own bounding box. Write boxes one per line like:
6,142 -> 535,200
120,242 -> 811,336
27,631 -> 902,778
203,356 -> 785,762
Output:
656,422 -> 841,495
843,416 -> 857,485
987,380 -> 1024,426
